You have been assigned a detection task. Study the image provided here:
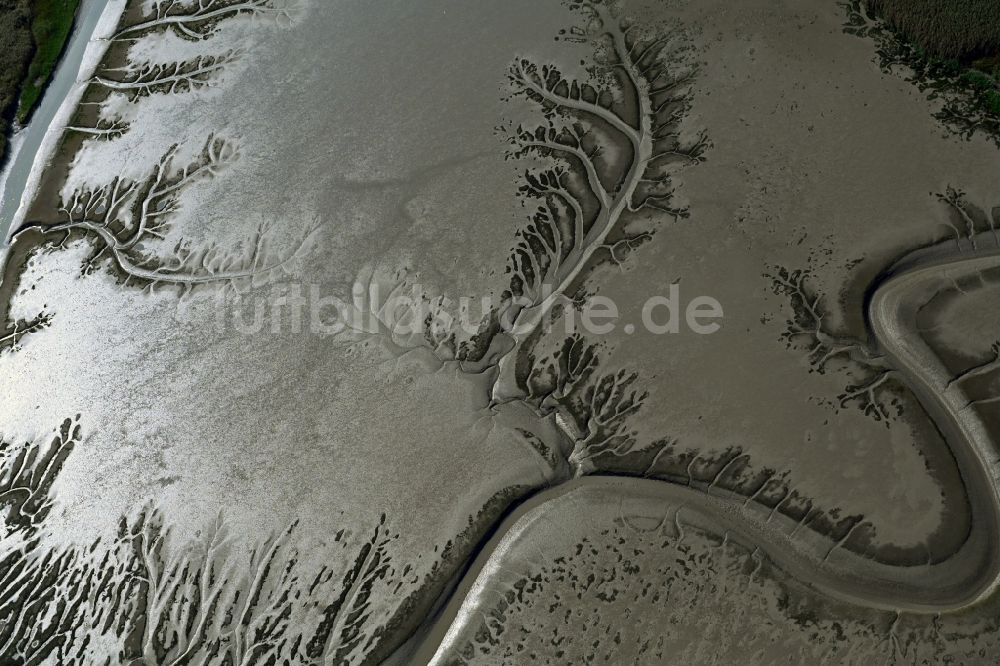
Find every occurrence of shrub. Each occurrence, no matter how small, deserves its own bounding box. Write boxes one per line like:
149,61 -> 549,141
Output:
960,69 -> 997,91
987,90 -> 1000,116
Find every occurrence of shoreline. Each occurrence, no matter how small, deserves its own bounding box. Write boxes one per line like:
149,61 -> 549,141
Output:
0,0 -> 121,246
0,1 -> 999,661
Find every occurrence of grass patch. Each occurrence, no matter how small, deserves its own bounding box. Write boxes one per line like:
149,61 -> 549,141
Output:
16,0 -> 80,124
844,0 -> 1000,146
867,0 -> 1000,59
0,0 -> 35,162
972,54 -> 1000,78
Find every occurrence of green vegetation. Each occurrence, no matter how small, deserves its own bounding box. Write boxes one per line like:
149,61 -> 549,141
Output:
16,0 -> 81,124
0,0 -> 80,165
973,54 -> 1000,77
0,0 -> 35,163
867,0 -> 1000,59
844,0 -> 1000,146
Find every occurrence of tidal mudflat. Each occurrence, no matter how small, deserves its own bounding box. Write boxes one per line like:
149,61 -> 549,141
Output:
1,0 -> 1000,663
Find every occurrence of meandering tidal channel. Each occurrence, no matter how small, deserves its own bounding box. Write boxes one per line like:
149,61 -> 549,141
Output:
2,4 -> 1000,662
411,234 -> 1000,663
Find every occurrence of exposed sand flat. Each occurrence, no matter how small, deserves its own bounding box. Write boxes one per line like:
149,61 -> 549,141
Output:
0,0 -> 999,662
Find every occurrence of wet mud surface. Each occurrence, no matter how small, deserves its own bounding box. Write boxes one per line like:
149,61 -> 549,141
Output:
1,0 -> 1000,663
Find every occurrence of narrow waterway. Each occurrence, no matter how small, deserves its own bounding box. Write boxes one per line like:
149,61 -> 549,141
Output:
0,0 -> 111,245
